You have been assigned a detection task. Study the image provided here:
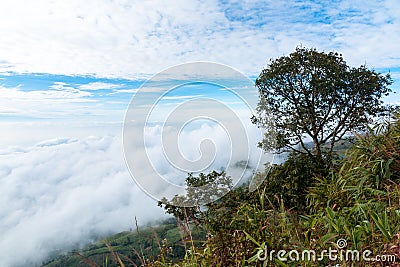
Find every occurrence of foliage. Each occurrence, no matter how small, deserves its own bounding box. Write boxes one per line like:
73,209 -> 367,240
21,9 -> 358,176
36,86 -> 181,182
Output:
157,170 -> 232,225
261,152 -> 328,211
252,46 -> 393,164
156,116 -> 400,266
41,219 -> 205,267
308,116 -> 400,212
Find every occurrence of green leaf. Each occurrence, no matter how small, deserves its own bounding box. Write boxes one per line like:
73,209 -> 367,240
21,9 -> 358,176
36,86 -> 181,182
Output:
371,211 -> 391,241
243,231 -> 262,247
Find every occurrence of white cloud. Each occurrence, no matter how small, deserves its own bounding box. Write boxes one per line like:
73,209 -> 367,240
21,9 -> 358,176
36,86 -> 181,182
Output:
0,84 -> 131,120
79,82 -> 122,91
0,121 -> 122,151
162,95 -> 204,100
0,134 -> 165,267
0,0 -> 398,78
0,85 -> 94,121
0,85 -> 91,101
0,117 -> 271,266
114,88 -> 138,93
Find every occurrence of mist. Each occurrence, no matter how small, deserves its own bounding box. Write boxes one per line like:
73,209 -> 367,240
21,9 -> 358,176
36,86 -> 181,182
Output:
0,119 -> 268,267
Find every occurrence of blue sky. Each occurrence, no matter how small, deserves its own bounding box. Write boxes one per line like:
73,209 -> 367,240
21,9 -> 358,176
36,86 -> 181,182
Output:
1,1 -> 400,266
1,0 -> 400,123
0,73 -> 140,121
0,0 -> 399,127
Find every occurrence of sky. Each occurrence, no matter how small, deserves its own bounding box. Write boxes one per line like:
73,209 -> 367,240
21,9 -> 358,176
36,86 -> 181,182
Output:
1,0 -> 400,266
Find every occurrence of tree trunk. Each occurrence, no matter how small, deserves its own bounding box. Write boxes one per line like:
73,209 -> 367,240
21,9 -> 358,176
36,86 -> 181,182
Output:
313,137 -> 323,164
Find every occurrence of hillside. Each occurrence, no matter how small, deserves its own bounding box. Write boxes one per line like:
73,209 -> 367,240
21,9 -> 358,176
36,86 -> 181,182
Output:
41,218 -> 206,267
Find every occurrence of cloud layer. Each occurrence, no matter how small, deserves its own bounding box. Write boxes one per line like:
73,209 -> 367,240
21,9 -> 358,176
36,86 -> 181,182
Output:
0,134 -> 165,266
0,0 -> 399,78
0,118 -> 269,266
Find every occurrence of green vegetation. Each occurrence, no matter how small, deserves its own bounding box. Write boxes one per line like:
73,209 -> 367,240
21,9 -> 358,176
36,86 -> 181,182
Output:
42,47 -> 399,266
155,115 -> 400,266
41,218 -> 205,267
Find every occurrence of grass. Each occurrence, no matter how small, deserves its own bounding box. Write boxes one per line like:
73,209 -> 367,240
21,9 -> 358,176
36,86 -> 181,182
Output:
41,218 -> 206,267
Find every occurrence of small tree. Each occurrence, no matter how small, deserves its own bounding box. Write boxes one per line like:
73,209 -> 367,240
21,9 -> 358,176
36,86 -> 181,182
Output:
158,170 -> 232,225
253,46 -> 393,165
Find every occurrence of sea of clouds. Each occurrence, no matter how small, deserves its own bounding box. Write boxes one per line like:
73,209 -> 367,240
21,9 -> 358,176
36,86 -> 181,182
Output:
0,119 -> 267,267
0,133 -> 164,266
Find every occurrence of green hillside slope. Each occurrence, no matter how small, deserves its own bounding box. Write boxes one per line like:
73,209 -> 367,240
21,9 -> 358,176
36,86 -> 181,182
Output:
41,218 -> 205,267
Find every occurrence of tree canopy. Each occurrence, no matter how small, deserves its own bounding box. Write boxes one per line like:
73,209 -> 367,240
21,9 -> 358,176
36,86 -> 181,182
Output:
252,46 -> 393,164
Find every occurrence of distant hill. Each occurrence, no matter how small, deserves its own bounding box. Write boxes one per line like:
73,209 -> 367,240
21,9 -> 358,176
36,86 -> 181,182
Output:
41,218 -> 205,267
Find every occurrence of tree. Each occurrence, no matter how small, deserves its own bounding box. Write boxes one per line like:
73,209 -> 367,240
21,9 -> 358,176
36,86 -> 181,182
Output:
158,170 -> 233,225
253,46 -> 393,165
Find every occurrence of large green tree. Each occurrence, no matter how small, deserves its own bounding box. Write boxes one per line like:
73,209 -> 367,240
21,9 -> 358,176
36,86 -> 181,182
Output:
253,46 -> 393,164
